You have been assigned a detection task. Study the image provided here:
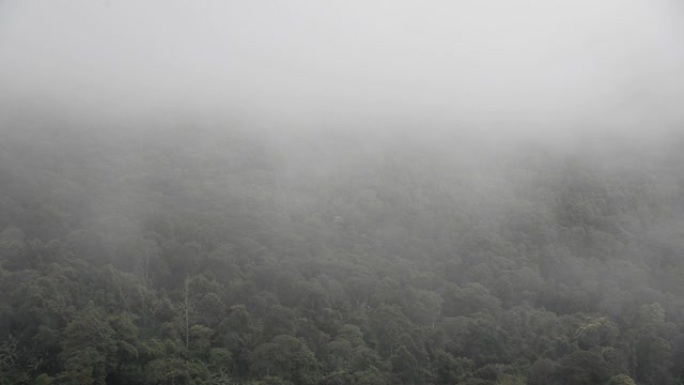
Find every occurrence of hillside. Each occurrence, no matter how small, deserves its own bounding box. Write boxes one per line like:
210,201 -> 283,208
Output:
1,117 -> 684,385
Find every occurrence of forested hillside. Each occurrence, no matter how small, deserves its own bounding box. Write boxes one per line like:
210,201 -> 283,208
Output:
2,115 -> 684,385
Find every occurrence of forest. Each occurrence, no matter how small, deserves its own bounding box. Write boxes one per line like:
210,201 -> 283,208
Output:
1,109 -> 684,385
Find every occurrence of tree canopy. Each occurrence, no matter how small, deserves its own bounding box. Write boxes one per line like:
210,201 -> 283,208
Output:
1,119 -> 684,385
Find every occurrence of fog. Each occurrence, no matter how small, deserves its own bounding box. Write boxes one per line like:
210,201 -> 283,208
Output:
4,2 -> 684,384
2,0 -> 683,139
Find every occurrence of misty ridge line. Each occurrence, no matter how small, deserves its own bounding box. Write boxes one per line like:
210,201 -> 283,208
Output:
2,104 -> 682,234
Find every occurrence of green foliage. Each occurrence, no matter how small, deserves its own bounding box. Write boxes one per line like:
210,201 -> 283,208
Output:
2,126 -> 684,385
556,351 -> 610,385
250,335 -> 317,385
574,316 -> 619,350
607,374 -> 637,385
33,373 -> 54,385
144,358 -> 191,385
56,305 -> 117,385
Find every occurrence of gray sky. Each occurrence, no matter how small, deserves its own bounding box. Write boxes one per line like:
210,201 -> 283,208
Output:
1,0 -> 683,134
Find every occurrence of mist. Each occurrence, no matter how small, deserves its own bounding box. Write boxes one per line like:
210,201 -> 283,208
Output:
2,1 -> 684,385
2,0 -> 684,139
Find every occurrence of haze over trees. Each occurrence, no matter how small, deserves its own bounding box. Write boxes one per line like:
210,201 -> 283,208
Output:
1,0 -> 684,385
1,116 -> 684,385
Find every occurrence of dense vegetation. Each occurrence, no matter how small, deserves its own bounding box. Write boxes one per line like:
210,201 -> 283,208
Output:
2,115 -> 684,385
